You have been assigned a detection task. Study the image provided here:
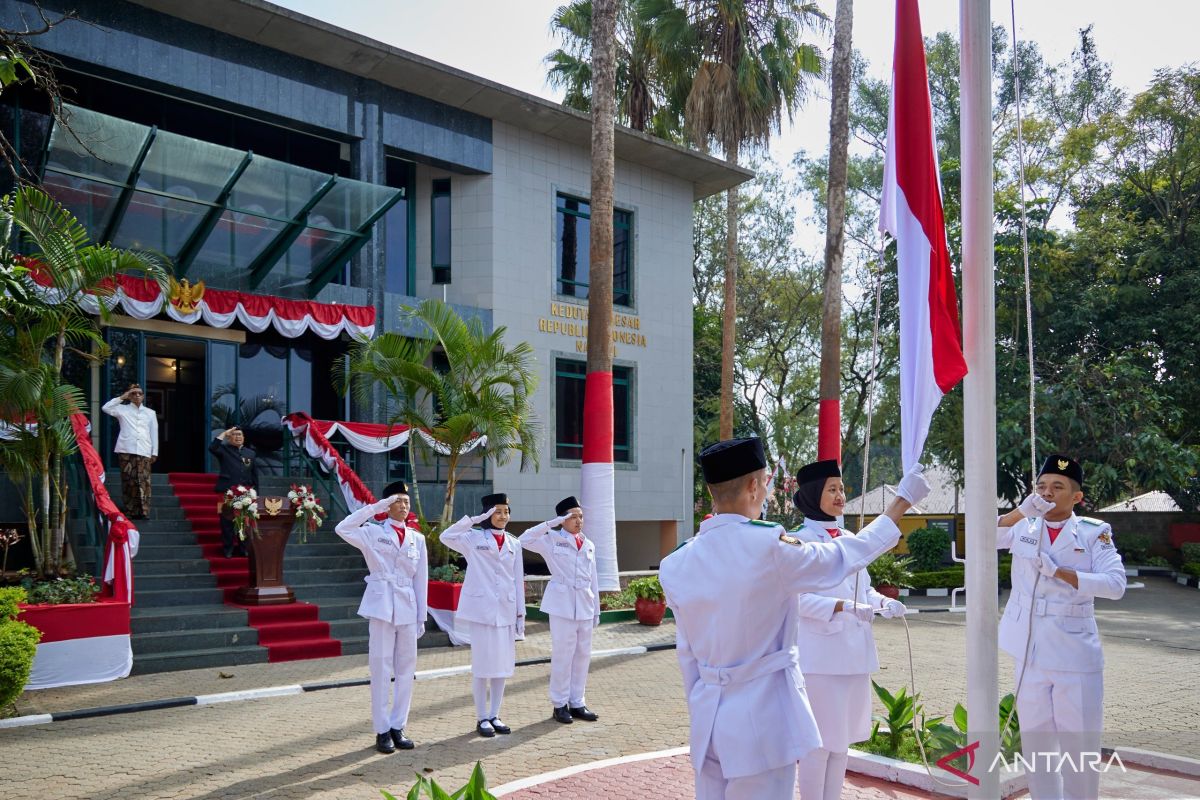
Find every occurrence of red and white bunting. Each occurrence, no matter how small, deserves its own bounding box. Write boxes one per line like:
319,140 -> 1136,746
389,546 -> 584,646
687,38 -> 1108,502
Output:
285,413 -> 377,513
18,600 -> 132,689
29,272 -> 375,340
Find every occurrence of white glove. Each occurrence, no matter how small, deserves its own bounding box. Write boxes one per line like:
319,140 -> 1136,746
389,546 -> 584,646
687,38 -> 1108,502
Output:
515,616 -> 525,639
547,514 -> 569,528
895,464 -> 931,505
1019,493 -> 1055,518
844,601 -> 875,623
880,599 -> 907,619
1034,553 -> 1059,578
372,494 -> 399,513
471,506 -> 498,526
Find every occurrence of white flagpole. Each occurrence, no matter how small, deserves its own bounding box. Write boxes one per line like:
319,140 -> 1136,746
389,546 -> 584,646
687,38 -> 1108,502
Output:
960,1 -> 999,797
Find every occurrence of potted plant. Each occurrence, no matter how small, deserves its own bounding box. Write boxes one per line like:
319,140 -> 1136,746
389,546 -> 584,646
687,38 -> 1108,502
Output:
867,554 -> 914,599
629,575 -> 666,626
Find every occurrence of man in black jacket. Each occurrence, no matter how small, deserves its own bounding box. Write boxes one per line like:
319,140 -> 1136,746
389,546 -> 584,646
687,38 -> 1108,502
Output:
209,426 -> 259,558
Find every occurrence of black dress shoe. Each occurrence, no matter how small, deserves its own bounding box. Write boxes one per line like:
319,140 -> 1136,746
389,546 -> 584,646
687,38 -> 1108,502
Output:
222,548 -> 233,559
489,717 -> 511,734
476,719 -> 495,738
375,733 -> 395,754
553,705 -> 574,724
569,705 -> 599,721
390,728 -> 414,750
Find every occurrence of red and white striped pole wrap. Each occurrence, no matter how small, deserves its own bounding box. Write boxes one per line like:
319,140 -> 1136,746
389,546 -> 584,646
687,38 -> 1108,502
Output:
580,370 -> 619,591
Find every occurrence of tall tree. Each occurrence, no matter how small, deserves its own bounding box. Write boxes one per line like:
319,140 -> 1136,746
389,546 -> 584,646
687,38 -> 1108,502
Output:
817,0 -> 854,462
581,0 -> 620,589
649,0 -> 827,439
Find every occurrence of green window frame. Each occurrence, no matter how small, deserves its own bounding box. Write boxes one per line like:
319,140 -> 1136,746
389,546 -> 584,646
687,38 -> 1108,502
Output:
431,178 -> 451,284
554,358 -> 632,463
555,193 -> 633,307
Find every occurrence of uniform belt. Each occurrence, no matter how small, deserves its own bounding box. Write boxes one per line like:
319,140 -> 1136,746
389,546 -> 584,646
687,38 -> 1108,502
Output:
1012,590 -> 1093,618
551,577 -> 591,590
696,646 -> 798,687
365,574 -> 413,589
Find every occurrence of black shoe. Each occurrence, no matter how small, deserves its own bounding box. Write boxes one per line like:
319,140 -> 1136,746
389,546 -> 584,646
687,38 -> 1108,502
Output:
390,728 -> 414,750
375,733 -> 395,754
222,548 -> 233,559
476,719 -> 495,738
569,705 -> 599,721
489,717 -> 511,734
235,547 -> 248,557
553,705 -> 574,724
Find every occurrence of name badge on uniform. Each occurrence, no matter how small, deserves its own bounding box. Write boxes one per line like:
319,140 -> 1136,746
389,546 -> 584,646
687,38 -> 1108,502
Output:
407,542 -> 419,559
376,537 -> 396,548
474,544 -> 492,551
554,541 -> 572,548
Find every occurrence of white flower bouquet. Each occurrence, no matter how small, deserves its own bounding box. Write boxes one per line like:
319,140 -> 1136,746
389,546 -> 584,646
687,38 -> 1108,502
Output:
287,484 -> 327,543
223,485 -> 260,540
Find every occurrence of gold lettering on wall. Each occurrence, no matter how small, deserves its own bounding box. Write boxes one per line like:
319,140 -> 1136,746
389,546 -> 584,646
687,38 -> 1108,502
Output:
538,302 -> 648,351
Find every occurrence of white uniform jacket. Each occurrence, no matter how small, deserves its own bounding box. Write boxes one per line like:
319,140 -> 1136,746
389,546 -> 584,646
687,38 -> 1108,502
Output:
793,519 -> 889,675
659,512 -> 901,779
335,506 -> 429,626
101,397 -> 159,457
997,514 -> 1125,672
518,521 -> 599,622
440,517 -> 525,628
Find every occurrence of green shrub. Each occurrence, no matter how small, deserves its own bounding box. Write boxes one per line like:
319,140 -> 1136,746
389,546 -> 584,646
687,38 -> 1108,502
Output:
906,527 -> 951,572
1181,562 -> 1200,578
600,587 -> 636,610
19,575 -> 99,605
907,568 -> 965,590
384,761 -> 495,800
1181,543 -> 1200,563
1144,556 -> 1171,568
628,575 -> 664,602
428,564 -> 465,583
1118,533 -> 1152,563
867,554 -> 914,588
0,587 -> 40,712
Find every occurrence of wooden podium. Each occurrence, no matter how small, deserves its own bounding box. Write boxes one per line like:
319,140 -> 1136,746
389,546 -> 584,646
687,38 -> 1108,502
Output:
225,497 -> 296,605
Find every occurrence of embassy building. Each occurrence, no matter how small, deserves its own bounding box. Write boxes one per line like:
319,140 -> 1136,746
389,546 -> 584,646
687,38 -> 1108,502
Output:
1,0 -> 751,569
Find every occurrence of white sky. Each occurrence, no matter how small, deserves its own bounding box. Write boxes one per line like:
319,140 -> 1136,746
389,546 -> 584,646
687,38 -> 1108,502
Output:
275,0 -> 1199,246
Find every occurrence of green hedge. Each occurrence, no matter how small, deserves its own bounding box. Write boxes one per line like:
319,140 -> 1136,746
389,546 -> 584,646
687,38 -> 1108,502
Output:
1118,532 -> 1152,563
906,527 -> 951,572
1181,543 -> 1200,563
0,587 -> 40,711
1181,561 -> 1200,578
904,560 -> 1011,590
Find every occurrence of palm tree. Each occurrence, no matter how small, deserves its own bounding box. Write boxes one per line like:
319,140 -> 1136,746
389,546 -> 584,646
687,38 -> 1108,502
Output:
818,0 -> 854,462
0,185 -> 169,575
646,0 -> 827,438
341,300 -> 541,564
546,0 -> 689,139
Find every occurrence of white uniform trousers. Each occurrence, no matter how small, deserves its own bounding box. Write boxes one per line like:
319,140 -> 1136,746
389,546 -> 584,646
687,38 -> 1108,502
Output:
1015,664 -> 1104,800
797,672 -> 871,799
698,755 -> 796,800
548,614 -> 593,707
368,618 -> 420,735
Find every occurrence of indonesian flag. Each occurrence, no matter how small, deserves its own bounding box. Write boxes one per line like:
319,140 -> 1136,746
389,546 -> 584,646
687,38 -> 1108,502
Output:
880,0 -> 968,472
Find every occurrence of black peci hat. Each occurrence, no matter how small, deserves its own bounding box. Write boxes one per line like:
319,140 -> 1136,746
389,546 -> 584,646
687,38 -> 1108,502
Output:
482,492 -> 510,509
1038,454 -> 1084,488
555,496 -> 581,517
699,437 -> 767,484
381,481 -> 409,498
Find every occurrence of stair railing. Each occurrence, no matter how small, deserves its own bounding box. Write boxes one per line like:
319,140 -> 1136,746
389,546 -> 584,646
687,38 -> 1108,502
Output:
284,435 -> 351,521
64,453 -> 106,578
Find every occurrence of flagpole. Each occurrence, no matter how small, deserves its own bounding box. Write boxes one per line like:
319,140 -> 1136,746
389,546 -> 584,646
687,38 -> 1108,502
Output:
960,1 -> 999,797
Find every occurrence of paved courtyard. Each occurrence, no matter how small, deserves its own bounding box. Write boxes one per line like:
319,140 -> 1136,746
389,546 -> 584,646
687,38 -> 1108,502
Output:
2,578 -> 1198,799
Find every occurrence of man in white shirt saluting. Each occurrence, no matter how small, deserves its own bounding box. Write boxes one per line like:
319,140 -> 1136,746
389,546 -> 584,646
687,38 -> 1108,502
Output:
101,383 -> 159,520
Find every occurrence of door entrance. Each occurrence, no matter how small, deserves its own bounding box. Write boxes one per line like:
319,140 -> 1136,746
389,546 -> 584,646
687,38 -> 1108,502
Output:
144,336 -> 206,474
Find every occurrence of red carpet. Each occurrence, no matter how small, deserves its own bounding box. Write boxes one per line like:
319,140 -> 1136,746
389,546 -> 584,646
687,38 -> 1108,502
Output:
168,473 -> 342,663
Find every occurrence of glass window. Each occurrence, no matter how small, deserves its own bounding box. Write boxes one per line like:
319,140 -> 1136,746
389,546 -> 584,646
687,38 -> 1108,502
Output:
431,178 -> 451,284
554,359 -> 632,463
555,194 -> 633,307
237,343 -> 289,473
384,157 -> 414,295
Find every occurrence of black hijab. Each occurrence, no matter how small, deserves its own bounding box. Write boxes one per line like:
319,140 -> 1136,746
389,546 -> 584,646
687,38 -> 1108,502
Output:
792,460 -> 842,522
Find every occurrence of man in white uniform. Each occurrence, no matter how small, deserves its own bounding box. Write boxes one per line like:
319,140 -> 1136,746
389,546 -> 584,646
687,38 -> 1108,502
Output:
790,459 -> 908,800
440,492 -> 525,737
334,481 -> 429,754
101,383 -> 158,519
660,437 -> 930,800
996,455 -> 1125,799
519,495 -> 601,724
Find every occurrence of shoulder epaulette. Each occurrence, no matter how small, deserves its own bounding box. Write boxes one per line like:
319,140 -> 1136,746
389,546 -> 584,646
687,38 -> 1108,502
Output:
745,519 -> 779,528
1078,516 -> 1105,527
671,536 -> 694,553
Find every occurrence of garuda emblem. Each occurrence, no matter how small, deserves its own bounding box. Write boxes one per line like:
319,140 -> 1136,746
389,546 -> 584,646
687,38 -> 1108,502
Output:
169,277 -> 205,314
263,497 -> 283,516
1057,459 -> 1069,470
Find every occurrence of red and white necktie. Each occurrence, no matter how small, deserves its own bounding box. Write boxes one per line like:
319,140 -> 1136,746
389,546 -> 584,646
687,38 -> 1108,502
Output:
391,524 -> 405,547
826,527 -> 841,539
493,532 -> 505,551
574,533 -> 584,550
1046,525 -> 1063,545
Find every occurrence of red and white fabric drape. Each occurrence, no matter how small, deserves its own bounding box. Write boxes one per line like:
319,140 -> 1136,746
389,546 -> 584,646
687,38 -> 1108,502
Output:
284,413 -> 377,513
29,272 -> 375,340
69,413 -> 139,604
283,414 -> 488,456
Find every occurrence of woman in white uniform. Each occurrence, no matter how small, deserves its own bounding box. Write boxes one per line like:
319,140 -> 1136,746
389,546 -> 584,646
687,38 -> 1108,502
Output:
791,459 -> 907,800
439,492 -> 525,737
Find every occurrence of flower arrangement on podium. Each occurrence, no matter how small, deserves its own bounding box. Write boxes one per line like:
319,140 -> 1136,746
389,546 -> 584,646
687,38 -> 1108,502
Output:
287,484 -> 327,543
223,485 -> 260,540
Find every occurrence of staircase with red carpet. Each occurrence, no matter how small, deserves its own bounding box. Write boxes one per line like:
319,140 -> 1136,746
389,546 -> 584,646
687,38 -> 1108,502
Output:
169,472 -> 342,663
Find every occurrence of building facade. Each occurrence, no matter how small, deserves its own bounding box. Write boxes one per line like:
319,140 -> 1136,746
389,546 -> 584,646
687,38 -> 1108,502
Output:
2,0 -> 751,569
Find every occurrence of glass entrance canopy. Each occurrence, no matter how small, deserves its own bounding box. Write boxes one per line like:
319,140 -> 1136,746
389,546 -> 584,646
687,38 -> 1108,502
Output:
41,105 -> 403,298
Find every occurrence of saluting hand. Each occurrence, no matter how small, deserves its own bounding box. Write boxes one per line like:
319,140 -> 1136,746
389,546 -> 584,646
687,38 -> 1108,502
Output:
373,494 -> 401,513
471,507 -> 498,525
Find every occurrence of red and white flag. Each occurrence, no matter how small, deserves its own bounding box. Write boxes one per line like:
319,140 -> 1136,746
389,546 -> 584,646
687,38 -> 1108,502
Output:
880,0 -> 968,472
